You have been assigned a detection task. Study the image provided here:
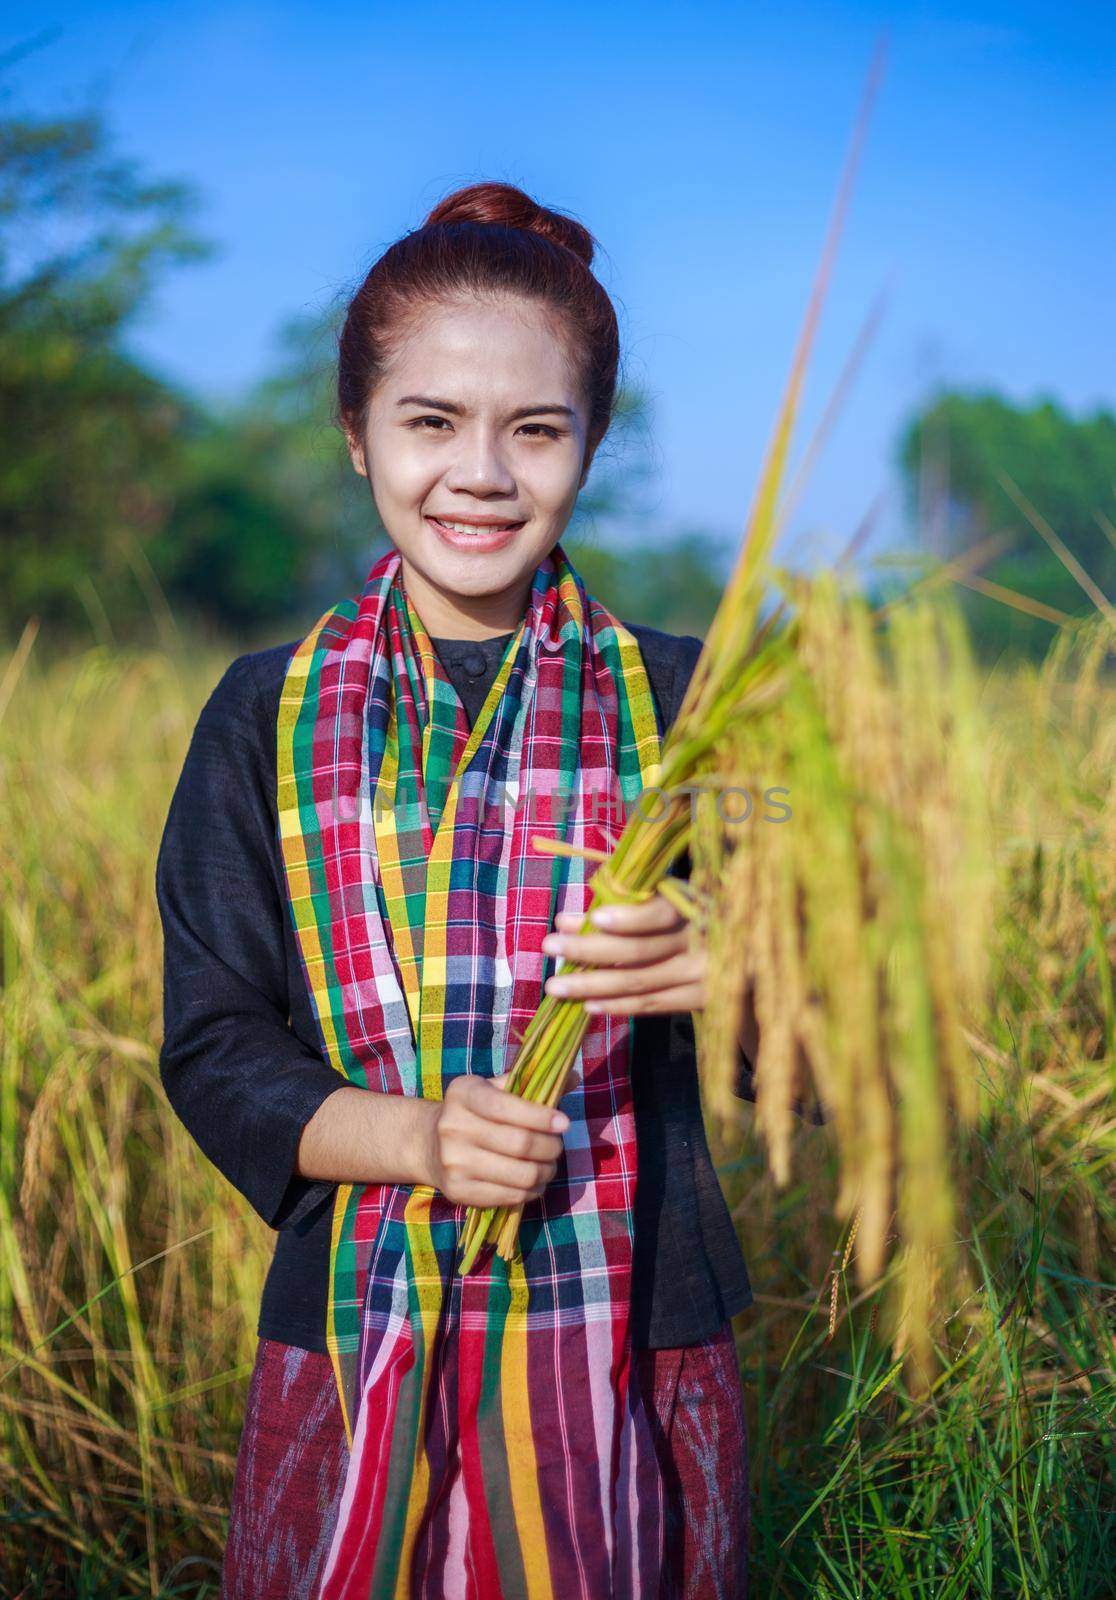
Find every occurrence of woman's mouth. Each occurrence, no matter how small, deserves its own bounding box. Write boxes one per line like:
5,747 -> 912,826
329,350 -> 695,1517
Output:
426,515 -> 526,553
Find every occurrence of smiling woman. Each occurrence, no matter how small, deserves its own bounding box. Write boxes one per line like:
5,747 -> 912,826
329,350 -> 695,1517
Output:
339,247 -> 602,635
155,179 -> 777,1600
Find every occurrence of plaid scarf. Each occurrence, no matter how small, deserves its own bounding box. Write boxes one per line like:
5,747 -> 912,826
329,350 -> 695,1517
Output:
276,544 -> 666,1598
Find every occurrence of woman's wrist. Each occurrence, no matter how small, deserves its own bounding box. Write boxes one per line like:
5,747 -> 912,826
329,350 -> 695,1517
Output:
296,1085 -> 441,1189
409,1097 -> 441,1188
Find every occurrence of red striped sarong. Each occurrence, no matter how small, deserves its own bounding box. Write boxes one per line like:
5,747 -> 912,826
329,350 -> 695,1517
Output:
222,1321 -> 749,1599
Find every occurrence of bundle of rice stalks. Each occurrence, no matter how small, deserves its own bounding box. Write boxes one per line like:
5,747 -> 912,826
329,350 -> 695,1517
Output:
687,572 -> 998,1378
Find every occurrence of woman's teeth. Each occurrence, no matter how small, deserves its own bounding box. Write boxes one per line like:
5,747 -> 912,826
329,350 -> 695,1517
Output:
434,519 -> 518,535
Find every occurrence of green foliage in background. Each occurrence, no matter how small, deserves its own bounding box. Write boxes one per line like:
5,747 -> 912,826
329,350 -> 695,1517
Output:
145,313 -> 382,636
898,391 -> 1116,662
0,99 -> 206,640
566,527 -> 731,638
0,98 -> 381,646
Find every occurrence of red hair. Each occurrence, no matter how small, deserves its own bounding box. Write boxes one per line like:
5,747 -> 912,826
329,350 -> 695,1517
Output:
336,181 -> 620,463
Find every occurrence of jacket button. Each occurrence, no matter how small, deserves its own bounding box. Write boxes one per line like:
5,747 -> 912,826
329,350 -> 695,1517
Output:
463,650 -> 486,677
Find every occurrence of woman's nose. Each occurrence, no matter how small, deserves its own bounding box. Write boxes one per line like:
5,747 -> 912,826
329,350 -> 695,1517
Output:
443,427 -> 516,496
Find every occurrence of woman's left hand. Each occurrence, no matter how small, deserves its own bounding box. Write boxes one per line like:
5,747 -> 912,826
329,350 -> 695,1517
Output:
541,893 -> 707,1016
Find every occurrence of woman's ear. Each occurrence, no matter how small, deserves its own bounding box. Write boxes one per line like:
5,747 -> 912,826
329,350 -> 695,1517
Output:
344,424 -> 369,479
577,441 -> 598,493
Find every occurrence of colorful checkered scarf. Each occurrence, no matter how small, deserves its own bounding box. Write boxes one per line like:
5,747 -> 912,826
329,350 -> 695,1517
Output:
276,544 -> 667,1597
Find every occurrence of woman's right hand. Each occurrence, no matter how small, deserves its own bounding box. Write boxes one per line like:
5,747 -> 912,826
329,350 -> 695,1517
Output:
424,1071 -> 570,1209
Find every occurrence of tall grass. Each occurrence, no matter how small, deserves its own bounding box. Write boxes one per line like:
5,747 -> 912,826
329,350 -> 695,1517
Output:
0,612 -> 1113,1595
0,630 -> 266,1597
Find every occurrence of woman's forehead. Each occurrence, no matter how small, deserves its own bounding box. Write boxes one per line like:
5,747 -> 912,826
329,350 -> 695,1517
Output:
382,297 -> 580,395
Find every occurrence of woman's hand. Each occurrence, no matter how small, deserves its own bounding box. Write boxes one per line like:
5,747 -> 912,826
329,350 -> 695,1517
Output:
424,1071 -> 569,1209
541,892 -> 708,1016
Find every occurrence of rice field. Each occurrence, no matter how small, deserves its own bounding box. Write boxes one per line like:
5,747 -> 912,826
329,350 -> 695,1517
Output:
0,608 -> 1113,1597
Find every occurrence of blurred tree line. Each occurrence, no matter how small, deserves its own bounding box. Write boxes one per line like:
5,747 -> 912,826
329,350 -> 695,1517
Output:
0,97 -> 372,649
2,95 -> 1113,659
898,394 -> 1116,660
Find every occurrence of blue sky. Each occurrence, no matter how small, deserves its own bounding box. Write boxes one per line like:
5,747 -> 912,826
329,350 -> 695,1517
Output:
13,1 -> 1115,571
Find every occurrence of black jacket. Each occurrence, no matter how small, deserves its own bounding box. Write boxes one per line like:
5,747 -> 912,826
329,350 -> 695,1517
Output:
154,620 -> 816,1350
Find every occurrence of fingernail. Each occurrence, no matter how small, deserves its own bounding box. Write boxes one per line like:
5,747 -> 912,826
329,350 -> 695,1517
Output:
590,907 -> 615,927
547,977 -> 569,995
541,934 -> 562,954
550,1111 -> 569,1132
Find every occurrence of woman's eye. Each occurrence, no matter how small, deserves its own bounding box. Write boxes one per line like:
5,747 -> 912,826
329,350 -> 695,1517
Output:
406,417 -> 559,439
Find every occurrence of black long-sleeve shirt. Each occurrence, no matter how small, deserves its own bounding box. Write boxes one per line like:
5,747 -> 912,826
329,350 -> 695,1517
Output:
155,618 -> 819,1351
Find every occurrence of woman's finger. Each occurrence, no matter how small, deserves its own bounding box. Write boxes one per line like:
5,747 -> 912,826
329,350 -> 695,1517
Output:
444,1143 -> 556,1194
542,926 -> 687,968
546,949 -> 702,1000
553,910 -> 589,931
583,982 -> 706,1016
450,1074 -> 569,1133
457,1108 -> 565,1165
587,894 -> 684,933
553,896 -> 683,936
454,1180 -> 551,1209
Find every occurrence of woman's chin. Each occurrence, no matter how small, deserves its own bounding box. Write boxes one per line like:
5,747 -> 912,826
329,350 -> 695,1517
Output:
411,534 -> 555,596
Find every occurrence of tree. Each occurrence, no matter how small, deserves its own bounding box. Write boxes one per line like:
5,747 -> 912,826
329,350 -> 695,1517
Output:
0,94 -> 211,643
148,311 -> 388,639
898,391 -> 1116,661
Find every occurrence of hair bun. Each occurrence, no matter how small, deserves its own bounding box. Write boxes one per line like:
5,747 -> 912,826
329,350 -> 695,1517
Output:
422,181 -> 595,268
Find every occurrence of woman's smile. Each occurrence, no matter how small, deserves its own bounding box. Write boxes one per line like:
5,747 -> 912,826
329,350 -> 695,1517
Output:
424,513 -> 527,553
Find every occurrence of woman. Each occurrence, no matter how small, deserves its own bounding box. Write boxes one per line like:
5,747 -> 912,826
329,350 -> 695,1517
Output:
156,181 -> 768,1600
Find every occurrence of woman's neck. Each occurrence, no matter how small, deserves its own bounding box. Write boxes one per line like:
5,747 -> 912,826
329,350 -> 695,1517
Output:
400,558 -> 530,640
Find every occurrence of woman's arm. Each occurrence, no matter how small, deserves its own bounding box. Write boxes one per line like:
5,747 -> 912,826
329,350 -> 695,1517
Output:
156,656 -> 354,1228
156,655 -> 565,1224
294,1070 -> 569,1209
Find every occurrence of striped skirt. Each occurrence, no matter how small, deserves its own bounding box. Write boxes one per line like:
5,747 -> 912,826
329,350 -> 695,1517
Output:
221,1319 -> 749,1599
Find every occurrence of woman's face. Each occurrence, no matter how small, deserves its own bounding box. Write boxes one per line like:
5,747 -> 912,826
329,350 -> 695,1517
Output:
347,294 -> 594,638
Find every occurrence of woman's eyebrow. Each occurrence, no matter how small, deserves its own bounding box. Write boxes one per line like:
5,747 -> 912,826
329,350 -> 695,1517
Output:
395,394 -> 576,421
